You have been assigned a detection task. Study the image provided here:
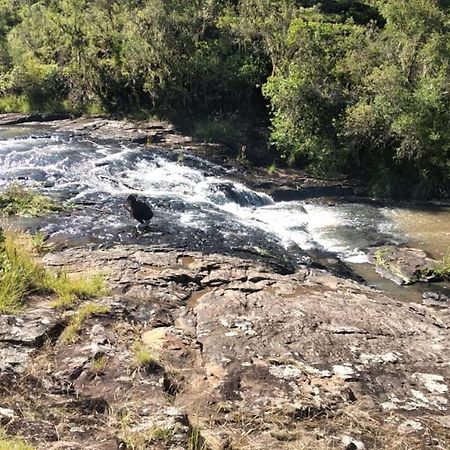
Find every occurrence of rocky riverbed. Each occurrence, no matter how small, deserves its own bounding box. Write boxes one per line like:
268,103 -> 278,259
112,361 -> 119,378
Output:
0,245 -> 449,449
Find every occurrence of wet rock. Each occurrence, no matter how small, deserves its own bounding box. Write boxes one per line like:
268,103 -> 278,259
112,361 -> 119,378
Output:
272,185 -> 355,201
368,246 -> 438,285
423,290 -> 449,307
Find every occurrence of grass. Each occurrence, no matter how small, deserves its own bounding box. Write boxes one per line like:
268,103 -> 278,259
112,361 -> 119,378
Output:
49,272 -> 107,309
0,183 -> 67,217
60,302 -> 110,344
0,229 -> 107,314
433,250 -> 450,279
188,425 -> 207,450
0,229 -> 46,313
132,340 -> 157,370
0,430 -> 35,450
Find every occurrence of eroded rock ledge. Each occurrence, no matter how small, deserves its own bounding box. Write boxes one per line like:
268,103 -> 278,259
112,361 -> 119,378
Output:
1,246 -> 449,449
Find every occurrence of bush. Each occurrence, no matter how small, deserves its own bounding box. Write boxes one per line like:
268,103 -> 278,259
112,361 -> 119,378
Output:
0,184 -> 67,217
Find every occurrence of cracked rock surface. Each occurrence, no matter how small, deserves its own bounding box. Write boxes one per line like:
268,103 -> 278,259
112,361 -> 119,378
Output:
0,245 -> 449,449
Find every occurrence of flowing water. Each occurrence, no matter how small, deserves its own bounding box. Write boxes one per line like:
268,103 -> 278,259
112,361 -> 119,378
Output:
0,124 -> 449,301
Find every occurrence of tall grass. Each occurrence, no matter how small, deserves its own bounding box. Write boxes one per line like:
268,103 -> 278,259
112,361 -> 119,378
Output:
0,229 -> 106,314
434,250 -> 450,279
0,229 -> 45,313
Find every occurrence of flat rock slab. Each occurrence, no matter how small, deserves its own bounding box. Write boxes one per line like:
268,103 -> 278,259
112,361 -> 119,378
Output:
368,245 -> 438,285
1,246 -> 450,449
0,309 -> 64,373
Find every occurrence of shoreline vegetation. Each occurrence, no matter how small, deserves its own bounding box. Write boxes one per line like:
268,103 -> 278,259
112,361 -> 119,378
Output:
0,227 -> 106,314
0,0 -> 449,200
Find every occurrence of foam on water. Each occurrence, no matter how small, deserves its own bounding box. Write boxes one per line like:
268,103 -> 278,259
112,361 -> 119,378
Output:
0,127 -> 405,261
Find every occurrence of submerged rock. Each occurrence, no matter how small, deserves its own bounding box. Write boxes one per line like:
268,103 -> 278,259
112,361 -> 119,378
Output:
368,245 -> 439,285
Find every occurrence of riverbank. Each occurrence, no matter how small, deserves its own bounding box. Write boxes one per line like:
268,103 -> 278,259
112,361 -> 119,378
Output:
1,245 -> 449,449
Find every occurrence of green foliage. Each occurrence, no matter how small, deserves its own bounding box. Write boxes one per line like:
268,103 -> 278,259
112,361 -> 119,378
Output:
0,0 -> 449,198
0,183 -> 67,217
193,115 -> 241,148
0,229 -> 107,314
131,340 -> 157,369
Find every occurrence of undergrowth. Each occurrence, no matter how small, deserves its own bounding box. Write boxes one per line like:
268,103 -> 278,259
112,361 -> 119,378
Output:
0,183 -> 67,217
0,229 -> 106,314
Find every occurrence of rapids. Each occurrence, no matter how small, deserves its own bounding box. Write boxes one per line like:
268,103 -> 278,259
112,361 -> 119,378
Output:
0,123 -> 449,299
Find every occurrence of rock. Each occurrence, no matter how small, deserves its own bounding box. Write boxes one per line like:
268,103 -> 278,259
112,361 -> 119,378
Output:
1,245 -> 450,449
0,406 -> 16,423
0,310 -> 64,373
333,365 -> 357,381
368,246 -> 438,285
342,435 -> 365,450
398,419 -> 424,434
423,290 -> 450,307
0,311 -> 63,346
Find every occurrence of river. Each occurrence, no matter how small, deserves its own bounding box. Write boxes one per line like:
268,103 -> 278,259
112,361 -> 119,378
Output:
1,123 -> 449,302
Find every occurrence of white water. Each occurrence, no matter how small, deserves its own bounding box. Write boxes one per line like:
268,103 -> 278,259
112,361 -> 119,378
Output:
0,127 -> 404,260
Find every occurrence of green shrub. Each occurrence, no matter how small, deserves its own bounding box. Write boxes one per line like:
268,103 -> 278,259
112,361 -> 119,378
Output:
193,116 -> 240,148
0,184 -> 67,217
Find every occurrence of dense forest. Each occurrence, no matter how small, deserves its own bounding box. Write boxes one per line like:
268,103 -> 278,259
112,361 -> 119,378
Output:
1,0 -> 450,199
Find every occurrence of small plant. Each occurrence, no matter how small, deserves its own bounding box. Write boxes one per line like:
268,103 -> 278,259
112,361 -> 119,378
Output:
188,425 -> 206,450
90,355 -> 108,375
0,429 -> 35,450
60,302 -> 110,344
431,250 -> 450,280
237,145 -> 249,165
0,183 -> 67,217
267,162 -> 277,175
31,231 -> 51,255
132,340 -> 156,369
49,273 -> 107,309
